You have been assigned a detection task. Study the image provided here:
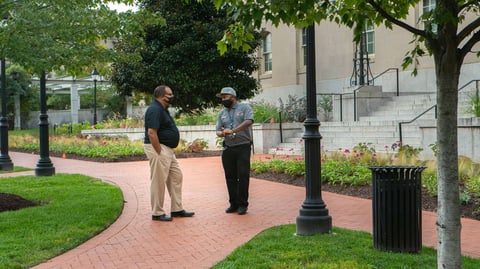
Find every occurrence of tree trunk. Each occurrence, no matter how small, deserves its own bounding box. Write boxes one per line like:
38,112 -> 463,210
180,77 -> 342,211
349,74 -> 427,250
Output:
434,50 -> 462,268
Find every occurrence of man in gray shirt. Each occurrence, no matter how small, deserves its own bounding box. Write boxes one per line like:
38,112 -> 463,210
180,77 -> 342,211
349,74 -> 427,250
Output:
215,87 -> 254,215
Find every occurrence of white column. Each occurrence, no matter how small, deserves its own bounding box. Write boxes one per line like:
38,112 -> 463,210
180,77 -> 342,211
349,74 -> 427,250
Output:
126,96 -> 133,117
14,95 -> 21,129
70,84 -> 79,123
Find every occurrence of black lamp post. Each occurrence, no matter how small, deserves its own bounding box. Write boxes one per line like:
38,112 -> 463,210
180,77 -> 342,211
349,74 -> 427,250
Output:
0,58 -> 13,170
91,67 -> 100,125
35,71 -> 55,176
296,25 -> 332,235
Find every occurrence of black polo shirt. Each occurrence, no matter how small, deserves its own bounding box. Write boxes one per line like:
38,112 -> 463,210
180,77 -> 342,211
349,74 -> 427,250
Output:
144,99 -> 180,148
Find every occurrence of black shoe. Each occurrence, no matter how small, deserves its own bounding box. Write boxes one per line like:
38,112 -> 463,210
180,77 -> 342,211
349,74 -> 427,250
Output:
238,207 -> 248,215
152,214 -> 172,221
171,210 -> 195,217
225,206 -> 238,213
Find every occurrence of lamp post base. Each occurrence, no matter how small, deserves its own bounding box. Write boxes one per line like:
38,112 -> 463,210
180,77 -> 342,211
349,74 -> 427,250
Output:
296,207 -> 332,235
35,160 -> 55,176
0,157 -> 13,171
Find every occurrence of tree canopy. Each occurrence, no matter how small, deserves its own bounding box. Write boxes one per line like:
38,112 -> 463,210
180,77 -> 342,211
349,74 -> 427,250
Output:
110,0 -> 261,113
0,0 -> 149,76
212,0 -> 480,268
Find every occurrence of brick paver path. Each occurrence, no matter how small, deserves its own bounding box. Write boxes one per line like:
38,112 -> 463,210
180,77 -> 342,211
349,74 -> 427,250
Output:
5,152 -> 479,268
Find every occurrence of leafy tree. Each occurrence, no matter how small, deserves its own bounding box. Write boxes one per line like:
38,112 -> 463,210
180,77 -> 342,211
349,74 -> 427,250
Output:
0,0 -> 158,77
110,0 -> 261,113
213,0 -> 480,267
4,65 -> 38,129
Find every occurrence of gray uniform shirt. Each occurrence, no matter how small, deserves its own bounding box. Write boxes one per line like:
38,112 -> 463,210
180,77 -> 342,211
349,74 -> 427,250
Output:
216,102 -> 254,147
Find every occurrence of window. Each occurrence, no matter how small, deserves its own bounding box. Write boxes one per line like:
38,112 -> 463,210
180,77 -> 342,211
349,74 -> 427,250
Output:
423,0 -> 437,33
363,24 -> 375,55
301,28 -> 307,66
262,33 -> 272,72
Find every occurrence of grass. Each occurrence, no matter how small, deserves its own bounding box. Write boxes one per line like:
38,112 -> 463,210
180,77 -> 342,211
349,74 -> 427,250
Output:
0,166 -> 30,174
0,174 -> 123,269
213,225 -> 480,269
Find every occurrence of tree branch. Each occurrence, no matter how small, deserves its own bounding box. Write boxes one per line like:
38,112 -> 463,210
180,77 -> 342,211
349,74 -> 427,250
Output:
457,1 -> 479,13
366,0 -> 425,37
459,29 -> 480,60
457,17 -> 480,44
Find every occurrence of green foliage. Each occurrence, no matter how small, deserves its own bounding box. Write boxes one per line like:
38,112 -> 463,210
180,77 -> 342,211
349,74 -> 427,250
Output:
279,95 -> 307,122
0,174 -> 123,269
2,1 -> 145,75
429,142 -> 438,157
466,88 -> 480,117
253,143 -> 480,198
318,95 -> 333,121
322,160 -> 372,186
251,101 -> 280,123
53,122 -> 91,135
111,0 -> 262,113
175,138 -> 209,153
175,109 -> 218,126
460,190 -> 472,205
5,65 -> 38,129
9,127 -> 214,160
466,176 -> 480,197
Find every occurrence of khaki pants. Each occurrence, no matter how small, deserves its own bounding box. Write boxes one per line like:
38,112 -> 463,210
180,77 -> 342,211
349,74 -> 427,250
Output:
144,143 -> 183,216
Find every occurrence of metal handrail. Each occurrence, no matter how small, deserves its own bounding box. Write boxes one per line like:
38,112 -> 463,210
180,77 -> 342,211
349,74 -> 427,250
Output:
458,79 -> 480,92
317,92 -> 355,121
398,105 -> 437,144
397,79 -> 480,144
370,67 -> 400,96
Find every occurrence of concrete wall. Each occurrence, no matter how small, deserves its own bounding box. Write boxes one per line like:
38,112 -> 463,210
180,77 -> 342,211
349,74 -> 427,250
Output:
81,123 -> 304,154
26,109 -> 107,129
419,118 -> 480,162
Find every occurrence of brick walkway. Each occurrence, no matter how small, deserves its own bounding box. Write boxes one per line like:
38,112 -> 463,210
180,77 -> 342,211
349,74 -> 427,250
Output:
6,152 -> 479,268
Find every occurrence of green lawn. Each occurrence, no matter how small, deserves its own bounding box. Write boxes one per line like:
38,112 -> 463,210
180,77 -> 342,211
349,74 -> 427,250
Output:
213,225 -> 480,269
0,174 -> 123,269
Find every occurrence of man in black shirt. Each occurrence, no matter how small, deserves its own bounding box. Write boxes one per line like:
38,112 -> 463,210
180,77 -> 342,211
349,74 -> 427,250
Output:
144,85 -> 194,221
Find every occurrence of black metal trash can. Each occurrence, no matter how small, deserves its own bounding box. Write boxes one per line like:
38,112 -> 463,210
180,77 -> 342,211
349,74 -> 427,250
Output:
368,166 -> 426,253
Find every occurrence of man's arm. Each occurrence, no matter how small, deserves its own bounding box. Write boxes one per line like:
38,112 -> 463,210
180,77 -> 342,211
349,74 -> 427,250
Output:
148,128 -> 161,154
231,119 -> 253,134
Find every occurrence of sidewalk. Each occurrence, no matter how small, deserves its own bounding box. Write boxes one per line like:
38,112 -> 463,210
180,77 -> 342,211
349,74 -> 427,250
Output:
6,152 -> 479,268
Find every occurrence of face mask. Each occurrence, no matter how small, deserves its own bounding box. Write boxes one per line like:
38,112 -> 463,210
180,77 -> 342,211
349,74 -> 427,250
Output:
165,96 -> 175,104
222,99 -> 233,108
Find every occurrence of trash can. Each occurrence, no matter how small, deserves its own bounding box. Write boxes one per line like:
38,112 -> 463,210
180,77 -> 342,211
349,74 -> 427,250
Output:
368,166 -> 425,253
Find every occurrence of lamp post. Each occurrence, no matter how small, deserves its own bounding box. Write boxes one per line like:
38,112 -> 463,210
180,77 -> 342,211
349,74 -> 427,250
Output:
0,58 -> 13,170
296,25 -> 332,235
91,67 -> 100,125
35,70 -> 55,176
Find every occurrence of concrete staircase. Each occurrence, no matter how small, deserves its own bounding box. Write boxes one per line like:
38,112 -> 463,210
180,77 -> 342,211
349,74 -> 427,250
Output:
269,91 -> 476,155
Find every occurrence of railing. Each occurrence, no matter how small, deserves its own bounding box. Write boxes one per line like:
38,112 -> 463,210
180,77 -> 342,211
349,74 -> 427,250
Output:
398,105 -> 437,145
397,79 -> 480,144
370,67 -> 400,96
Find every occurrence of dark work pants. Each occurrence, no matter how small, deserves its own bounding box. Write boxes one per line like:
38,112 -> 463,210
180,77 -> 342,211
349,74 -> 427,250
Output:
221,143 -> 251,208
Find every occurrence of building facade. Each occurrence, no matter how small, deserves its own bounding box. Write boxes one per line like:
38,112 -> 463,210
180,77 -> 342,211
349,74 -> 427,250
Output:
252,4 -> 480,106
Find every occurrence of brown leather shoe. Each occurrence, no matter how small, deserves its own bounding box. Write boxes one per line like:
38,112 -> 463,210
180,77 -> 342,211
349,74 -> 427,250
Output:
152,214 -> 172,221
171,210 -> 195,217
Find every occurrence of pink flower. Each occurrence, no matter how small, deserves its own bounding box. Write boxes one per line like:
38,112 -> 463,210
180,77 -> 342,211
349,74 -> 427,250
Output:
102,141 -> 107,146
344,149 -> 350,154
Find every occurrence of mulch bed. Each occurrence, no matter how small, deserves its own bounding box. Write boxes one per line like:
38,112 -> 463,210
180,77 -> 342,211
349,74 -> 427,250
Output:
3,150 -> 479,221
251,172 -> 480,221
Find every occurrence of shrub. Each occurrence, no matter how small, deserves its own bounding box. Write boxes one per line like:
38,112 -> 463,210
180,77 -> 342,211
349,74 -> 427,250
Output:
251,101 -> 280,123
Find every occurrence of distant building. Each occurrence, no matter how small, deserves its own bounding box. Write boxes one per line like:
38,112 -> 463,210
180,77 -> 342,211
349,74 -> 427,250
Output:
252,2 -> 480,106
